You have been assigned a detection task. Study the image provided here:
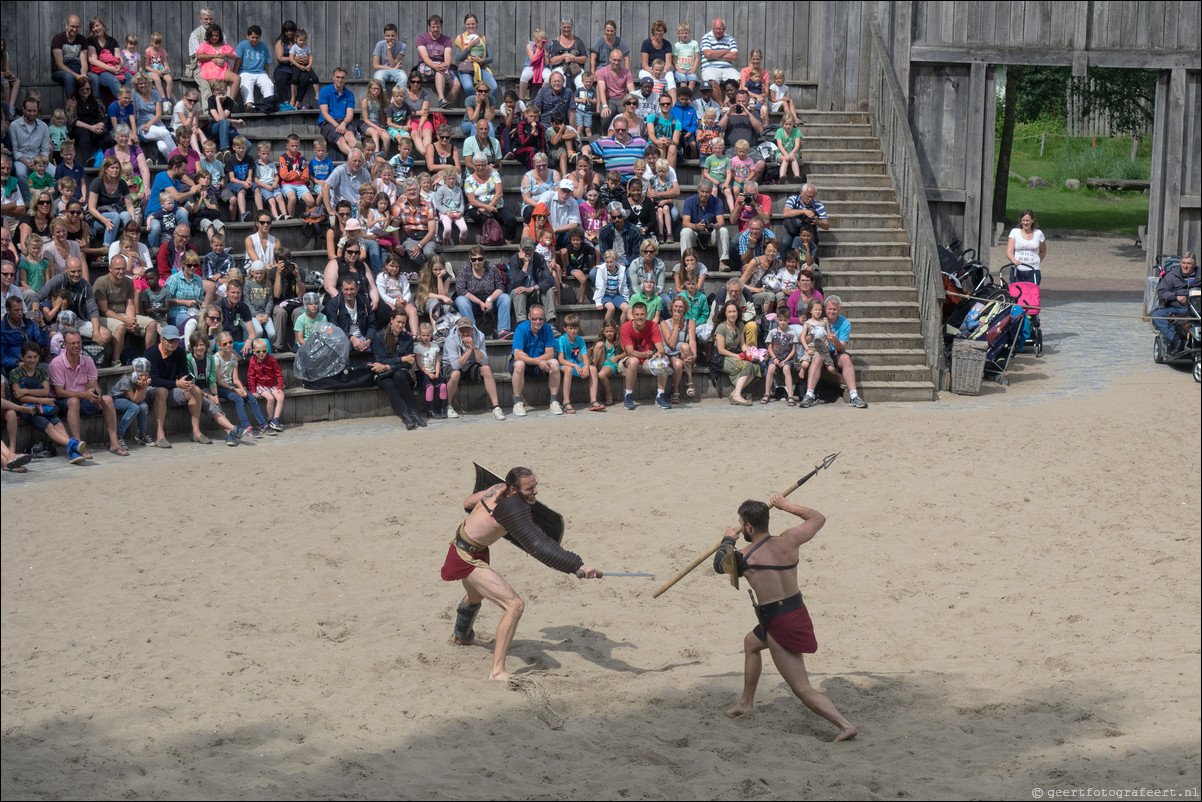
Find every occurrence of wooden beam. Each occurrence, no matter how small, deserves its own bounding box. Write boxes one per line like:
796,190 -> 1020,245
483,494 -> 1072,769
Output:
925,188 -> 966,202
909,44 -> 1200,69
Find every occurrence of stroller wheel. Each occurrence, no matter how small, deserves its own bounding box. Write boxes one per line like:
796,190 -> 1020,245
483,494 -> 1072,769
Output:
996,375 -> 1010,386
1194,357 -> 1200,383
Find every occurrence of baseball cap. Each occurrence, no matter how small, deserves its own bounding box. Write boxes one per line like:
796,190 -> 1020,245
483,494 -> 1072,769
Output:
160,325 -> 181,340
456,316 -> 474,329
699,80 -> 713,91
344,218 -> 362,230
558,178 -> 574,190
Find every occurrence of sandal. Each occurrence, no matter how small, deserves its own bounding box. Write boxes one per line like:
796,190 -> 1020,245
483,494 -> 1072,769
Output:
589,402 -> 606,412
4,454 -> 31,472
686,381 -> 695,398
108,446 -> 129,457
670,392 -> 680,404
563,404 -> 577,414
761,395 -> 770,405
787,396 -> 797,406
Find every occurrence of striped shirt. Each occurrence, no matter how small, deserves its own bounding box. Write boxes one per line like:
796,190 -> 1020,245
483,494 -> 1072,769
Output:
699,33 -> 738,72
589,135 -> 648,180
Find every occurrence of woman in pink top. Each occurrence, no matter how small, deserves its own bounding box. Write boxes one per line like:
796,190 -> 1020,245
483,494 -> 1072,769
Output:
196,25 -> 240,100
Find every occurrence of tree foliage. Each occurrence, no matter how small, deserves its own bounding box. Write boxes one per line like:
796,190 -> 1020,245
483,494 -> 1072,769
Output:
1067,68 -> 1158,136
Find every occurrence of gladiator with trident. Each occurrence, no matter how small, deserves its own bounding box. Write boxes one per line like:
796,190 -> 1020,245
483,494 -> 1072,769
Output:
654,452 -> 856,741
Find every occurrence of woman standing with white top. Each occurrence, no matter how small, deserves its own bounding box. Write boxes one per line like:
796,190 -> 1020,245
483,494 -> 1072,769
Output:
1006,208 -> 1046,285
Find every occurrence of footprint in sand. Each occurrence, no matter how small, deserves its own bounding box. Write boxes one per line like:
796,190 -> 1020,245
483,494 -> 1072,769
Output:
508,676 -> 564,730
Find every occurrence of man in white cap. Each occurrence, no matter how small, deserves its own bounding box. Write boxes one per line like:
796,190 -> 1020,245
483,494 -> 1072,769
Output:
538,178 -> 582,247
443,316 -> 505,421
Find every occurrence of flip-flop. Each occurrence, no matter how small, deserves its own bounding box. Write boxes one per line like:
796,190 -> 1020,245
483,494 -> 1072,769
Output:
108,446 -> 129,456
589,402 -> 606,412
5,454 -> 31,471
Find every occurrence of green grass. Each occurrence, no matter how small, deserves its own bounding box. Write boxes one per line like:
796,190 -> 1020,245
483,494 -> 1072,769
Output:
998,120 -> 1151,234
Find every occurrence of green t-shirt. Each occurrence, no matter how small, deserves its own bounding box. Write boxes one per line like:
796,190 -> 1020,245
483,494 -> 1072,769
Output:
294,311 -> 328,340
775,127 -> 802,153
703,154 -> 731,184
629,291 -> 663,320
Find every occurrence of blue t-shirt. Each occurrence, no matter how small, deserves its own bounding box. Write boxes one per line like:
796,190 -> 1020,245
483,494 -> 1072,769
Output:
830,314 -> 850,349
682,193 -> 725,225
513,320 -> 556,358
54,161 -> 87,200
309,157 -> 333,182
145,171 -> 183,216
556,333 -> 587,367
235,40 -> 271,74
107,100 -> 135,127
318,85 -> 355,121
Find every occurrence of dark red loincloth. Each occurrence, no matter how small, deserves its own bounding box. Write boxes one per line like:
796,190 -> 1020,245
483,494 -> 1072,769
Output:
440,543 -> 491,581
753,604 -> 818,654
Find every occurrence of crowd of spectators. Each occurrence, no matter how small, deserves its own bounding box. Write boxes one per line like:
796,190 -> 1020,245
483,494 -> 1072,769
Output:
1,8 -> 876,469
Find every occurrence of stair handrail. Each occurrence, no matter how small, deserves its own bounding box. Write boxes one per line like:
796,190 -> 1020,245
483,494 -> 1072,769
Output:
866,24 -> 946,387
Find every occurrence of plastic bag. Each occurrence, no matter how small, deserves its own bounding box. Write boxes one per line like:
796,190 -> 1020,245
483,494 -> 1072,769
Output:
293,324 -> 350,381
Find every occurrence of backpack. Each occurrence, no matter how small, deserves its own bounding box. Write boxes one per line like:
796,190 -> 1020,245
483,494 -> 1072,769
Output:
480,216 -> 505,246
248,84 -> 280,115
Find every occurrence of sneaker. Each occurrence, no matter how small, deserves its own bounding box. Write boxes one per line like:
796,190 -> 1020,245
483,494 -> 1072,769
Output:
549,400 -> 563,415
264,425 -> 279,436
623,394 -> 635,410
654,394 -> 671,410
226,432 -> 239,446
849,395 -> 869,409
513,401 -> 528,417
437,97 -> 449,108
268,419 -> 284,432
439,408 -> 448,419
235,426 -> 250,439
137,433 -> 153,446
447,408 -> 460,419
68,446 -> 86,465
279,102 -> 296,111
116,437 -> 128,452
799,394 -> 816,408
492,406 -> 506,421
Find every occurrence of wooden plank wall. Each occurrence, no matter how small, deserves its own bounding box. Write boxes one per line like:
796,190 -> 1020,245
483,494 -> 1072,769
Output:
3,1 -> 833,100
909,0 -> 1200,53
1147,68 -> 1202,269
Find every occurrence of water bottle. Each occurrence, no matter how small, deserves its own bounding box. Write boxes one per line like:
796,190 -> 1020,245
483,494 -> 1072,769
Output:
354,64 -> 361,79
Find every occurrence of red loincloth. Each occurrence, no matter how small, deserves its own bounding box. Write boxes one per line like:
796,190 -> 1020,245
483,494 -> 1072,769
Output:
753,605 -> 818,654
440,543 -> 490,581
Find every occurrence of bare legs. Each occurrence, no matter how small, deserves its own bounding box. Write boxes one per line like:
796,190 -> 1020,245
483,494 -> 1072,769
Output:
452,567 -> 525,681
726,630 -> 857,742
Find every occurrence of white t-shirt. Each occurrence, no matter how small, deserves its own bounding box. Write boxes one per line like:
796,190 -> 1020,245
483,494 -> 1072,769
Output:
1008,228 -> 1044,270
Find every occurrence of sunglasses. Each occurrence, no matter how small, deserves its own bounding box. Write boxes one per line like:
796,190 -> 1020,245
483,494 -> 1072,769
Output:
529,317 -> 544,322
205,315 -> 220,321
67,209 -> 82,214
253,349 -> 268,355
258,220 -> 272,225
345,248 -> 360,254
624,101 -> 636,106
469,257 -> 484,262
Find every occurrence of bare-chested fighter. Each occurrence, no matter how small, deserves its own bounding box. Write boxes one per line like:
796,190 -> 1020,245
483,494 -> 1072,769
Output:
713,493 -> 857,742
441,466 -> 603,680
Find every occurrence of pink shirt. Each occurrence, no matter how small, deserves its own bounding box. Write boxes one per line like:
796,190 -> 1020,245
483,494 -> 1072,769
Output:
596,65 -> 633,100
197,42 -> 236,81
49,352 -> 97,394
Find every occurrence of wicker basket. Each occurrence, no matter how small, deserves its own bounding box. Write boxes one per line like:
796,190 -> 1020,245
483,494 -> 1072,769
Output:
950,339 -> 989,395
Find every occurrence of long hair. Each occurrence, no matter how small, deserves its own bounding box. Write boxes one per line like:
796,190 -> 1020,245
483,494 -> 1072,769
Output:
505,466 -> 534,490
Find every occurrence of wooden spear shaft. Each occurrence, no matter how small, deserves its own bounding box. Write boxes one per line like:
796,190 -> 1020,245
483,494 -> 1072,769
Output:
651,453 -> 839,599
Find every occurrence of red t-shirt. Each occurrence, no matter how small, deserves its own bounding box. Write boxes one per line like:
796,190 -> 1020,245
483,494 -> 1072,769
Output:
620,319 -> 661,358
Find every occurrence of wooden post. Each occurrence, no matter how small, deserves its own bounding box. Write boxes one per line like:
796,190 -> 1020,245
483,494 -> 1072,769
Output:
1040,132 -> 1046,156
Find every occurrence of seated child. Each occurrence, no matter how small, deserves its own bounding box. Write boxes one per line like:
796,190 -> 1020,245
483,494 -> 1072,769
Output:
246,338 -> 285,433
555,312 -> 599,412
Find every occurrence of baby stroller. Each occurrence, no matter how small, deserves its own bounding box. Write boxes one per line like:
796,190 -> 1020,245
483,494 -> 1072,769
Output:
999,263 -> 1043,357
951,291 -> 1030,386
939,242 -> 992,321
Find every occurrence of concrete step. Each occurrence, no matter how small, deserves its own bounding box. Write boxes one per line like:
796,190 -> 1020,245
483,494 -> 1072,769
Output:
795,136 -> 880,151
801,160 -> 886,176
819,270 -> 915,287
803,149 -> 884,161
848,348 -> 929,367
806,173 -> 894,188
798,124 -> 873,138
831,316 -> 921,335
820,257 -> 914,271
835,300 -> 919,319
857,380 -> 938,403
828,214 -> 902,230
825,285 -> 918,303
